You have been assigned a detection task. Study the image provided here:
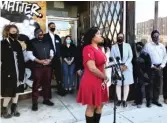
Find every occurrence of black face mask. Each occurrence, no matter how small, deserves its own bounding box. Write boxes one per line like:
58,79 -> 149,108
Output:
9,33 -> 17,39
117,38 -> 123,43
50,28 -> 55,32
136,45 -> 143,52
152,36 -> 159,44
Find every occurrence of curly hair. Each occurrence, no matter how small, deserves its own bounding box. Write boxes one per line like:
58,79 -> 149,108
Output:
2,24 -> 19,39
83,27 -> 99,47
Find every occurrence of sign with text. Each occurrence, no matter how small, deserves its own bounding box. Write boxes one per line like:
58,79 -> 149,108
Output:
0,1 -> 46,40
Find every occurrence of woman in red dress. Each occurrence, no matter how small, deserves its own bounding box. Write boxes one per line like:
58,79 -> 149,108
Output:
77,27 -> 109,123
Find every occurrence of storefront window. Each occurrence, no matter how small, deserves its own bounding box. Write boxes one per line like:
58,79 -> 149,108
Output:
90,1 -> 123,43
135,1 -> 155,43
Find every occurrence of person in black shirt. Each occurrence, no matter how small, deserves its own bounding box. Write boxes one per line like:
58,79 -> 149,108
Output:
75,34 -> 84,90
163,44 -> 167,104
27,28 -> 54,111
1,24 -> 25,118
61,36 -> 76,93
133,42 -> 152,108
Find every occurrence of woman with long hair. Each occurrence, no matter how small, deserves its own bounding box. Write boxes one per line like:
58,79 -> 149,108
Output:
77,27 -> 109,123
1,24 -> 25,118
61,35 -> 76,94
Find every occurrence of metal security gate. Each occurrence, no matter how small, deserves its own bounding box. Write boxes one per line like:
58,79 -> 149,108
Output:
90,1 -> 124,43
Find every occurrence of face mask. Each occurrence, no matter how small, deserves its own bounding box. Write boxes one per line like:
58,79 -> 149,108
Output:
38,33 -> 43,39
50,28 -> 55,32
136,45 -> 143,52
9,33 -> 17,39
66,39 -> 71,44
152,36 -> 159,44
117,37 -> 123,43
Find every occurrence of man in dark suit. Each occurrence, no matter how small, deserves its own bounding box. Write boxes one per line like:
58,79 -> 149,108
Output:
44,22 -> 62,91
163,44 -> 167,104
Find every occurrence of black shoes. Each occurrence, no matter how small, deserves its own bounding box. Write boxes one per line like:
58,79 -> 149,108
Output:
152,101 -> 162,107
1,104 -> 20,118
94,112 -> 101,123
69,89 -> 74,94
117,100 -> 127,107
116,100 -> 122,106
1,107 -> 12,119
32,100 -> 54,111
146,102 -> 152,108
32,102 -> 38,111
86,115 -> 94,123
122,101 -> 127,107
43,100 -> 54,106
11,103 -> 20,117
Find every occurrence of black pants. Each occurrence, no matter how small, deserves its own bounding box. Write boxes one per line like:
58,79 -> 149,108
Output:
163,66 -> 167,99
52,56 -> 62,84
135,79 -> 151,104
149,68 -> 163,102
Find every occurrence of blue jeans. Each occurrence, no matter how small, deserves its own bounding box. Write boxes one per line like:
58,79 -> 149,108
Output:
63,59 -> 75,89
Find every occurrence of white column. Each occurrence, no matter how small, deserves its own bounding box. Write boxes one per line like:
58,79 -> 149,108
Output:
154,1 -> 158,30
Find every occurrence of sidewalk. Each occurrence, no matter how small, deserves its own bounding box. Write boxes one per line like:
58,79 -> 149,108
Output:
1,92 -> 167,123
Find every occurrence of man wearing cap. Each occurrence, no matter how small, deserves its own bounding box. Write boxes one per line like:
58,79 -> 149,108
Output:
27,28 -> 54,111
143,30 -> 167,107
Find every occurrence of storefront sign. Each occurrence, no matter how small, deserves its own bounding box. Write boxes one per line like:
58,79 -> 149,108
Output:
0,1 -> 46,40
1,1 -> 43,18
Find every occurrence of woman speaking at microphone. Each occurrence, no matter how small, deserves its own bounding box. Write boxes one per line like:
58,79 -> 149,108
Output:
111,33 -> 134,107
77,27 -> 109,123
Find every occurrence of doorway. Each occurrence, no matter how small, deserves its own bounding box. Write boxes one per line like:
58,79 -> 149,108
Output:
46,16 -> 78,45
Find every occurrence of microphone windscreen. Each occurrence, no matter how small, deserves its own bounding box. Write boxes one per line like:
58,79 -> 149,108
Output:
116,57 -> 120,62
109,57 -> 114,62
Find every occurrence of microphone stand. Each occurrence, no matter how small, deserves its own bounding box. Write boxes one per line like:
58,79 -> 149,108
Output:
106,65 -> 118,123
112,66 -> 117,123
106,57 -> 124,123
116,62 -> 125,103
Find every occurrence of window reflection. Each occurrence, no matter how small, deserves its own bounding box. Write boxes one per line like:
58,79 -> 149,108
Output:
135,1 -> 154,42
47,20 -> 72,43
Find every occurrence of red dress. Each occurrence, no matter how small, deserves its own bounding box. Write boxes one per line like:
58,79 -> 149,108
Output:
77,45 -> 109,106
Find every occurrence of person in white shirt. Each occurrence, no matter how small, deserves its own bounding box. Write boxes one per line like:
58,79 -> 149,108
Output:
143,30 -> 167,107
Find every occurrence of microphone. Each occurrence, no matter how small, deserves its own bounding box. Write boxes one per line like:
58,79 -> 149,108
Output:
116,56 -> 125,66
116,57 -> 120,63
105,57 -> 115,69
109,57 -> 114,62
105,57 -> 117,69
